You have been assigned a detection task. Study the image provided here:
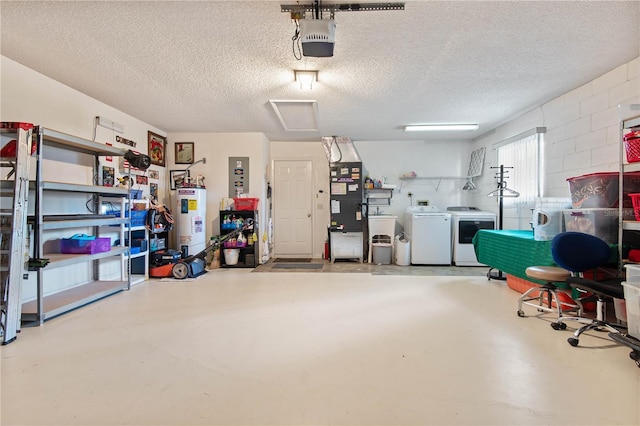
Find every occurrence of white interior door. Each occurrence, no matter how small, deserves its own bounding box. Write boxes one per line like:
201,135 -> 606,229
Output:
273,160 -> 313,257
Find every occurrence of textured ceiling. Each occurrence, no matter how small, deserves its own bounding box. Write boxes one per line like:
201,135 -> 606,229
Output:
1,1 -> 639,142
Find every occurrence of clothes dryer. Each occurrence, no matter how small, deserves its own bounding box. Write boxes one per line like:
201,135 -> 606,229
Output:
447,207 -> 496,266
405,206 -> 451,265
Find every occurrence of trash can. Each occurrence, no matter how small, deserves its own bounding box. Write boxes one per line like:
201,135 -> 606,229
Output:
395,234 -> 410,266
372,243 -> 392,265
371,235 -> 392,265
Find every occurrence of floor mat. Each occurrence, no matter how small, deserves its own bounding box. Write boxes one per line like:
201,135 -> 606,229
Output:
274,258 -> 312,262
272,263 -> 323,269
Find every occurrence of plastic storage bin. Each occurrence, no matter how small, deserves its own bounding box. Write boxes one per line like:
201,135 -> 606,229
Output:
566,172 -> 640,208
60,236 -> 111,254
233,197 -> 259,211
562,208 -> 633,244
630,193 -> 640,221
623,265 -> 640,340
624,130 -> 640,163
532,197 -> 572,241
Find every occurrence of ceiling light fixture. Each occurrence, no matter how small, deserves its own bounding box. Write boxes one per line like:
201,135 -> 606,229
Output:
294,70 -> 318,90
404,124 -> 479,132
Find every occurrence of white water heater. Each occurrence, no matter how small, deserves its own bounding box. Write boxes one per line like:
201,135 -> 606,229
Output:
175,187 -> 207,257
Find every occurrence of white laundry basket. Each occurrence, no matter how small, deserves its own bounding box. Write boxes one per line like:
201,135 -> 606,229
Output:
394,234 -> 410,266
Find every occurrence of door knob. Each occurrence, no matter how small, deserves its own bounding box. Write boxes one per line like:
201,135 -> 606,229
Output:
307,213 -> 312,218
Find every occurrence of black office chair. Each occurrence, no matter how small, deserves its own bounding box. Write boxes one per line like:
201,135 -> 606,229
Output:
550,232 -> 627,347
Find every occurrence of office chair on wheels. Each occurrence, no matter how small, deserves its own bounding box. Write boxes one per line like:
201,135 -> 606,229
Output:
550,232 -> 627,347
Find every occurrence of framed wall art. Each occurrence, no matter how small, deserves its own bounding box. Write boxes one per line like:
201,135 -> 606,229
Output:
148,131 -> 166,167
175,142 -> 194,164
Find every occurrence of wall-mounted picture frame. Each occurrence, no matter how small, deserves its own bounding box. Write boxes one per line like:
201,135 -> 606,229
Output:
150,183 -> 158,201
148,131 -> 166,167
175,142 -> 194,164
148,169 -> 159,180
170,169 -> 189,190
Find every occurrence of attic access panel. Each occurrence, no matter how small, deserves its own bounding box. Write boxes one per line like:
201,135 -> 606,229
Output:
269,100 -> 319,132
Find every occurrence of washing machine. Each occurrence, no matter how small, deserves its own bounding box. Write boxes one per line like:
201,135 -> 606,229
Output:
447,207 -> 496,266
405,206 -> 452,265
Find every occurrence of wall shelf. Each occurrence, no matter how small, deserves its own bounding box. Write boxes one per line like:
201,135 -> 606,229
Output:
398,176 -> 467,192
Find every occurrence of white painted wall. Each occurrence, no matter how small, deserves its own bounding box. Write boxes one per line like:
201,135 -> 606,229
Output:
165,132 -> 270,260
354,140 -> 473,223
468,56 -> 640,229
268,139 -> 473,257
0,56 -> 167,195
1,56 -> 172,301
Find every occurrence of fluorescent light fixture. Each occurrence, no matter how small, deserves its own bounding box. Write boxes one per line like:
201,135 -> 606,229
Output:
294,70 -> 318,90
404,124 -> 478,132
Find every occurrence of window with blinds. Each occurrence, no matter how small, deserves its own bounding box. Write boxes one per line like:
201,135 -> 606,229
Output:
495,128 -> 545,207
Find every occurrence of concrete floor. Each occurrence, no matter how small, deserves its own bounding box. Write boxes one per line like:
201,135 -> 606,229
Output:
2,267 -> 639,425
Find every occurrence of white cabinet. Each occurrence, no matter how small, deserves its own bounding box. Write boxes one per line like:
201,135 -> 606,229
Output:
22,127 -> 131,325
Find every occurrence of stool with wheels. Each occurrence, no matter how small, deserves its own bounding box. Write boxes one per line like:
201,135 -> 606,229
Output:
517,265 -> 583,325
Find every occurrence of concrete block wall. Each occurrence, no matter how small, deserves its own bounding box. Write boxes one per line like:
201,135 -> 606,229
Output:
544,58 -> 640,198
470,56 -> 640,229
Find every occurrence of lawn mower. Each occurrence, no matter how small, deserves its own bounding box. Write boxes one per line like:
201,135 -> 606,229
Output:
171,218 -> 255,279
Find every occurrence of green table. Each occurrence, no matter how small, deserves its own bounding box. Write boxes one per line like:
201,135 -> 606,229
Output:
472,230 -> 556,283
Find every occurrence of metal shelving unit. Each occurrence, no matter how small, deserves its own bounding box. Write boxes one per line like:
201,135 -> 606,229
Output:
619,110 -> 640,272
100,197 -> 149,286
22,126 -> 131,325
0,122 -> 34,344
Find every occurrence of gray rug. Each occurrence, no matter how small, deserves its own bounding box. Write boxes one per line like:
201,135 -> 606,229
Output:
272,263 -> 323,270
274,258 -> 312,263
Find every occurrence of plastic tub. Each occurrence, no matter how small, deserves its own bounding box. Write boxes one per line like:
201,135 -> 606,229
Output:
532,197 -> 572,241
566,172 -> 640,208
623,264 -> 640,339
562,208 -> 633,244
624,130 -> 640,163
224,248 -> 240,265
233,197 -> 259,211
60,237 -> 111,254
